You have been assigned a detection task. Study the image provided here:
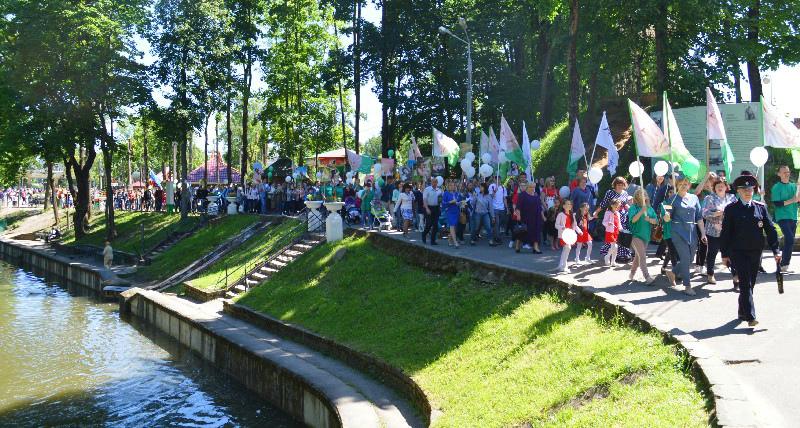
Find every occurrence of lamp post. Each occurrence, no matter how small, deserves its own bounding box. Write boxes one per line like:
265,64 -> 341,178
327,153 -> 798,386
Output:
439,18 -> 473,148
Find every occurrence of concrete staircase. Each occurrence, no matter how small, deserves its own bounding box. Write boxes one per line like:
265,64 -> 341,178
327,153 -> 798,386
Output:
224,233 -> 324,300
147,229 -> 193,259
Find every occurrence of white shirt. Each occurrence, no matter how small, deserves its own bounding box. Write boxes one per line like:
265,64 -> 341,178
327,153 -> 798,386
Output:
422,186 -> 442,207
489,184 -> 507,210
398,192 -> 414,209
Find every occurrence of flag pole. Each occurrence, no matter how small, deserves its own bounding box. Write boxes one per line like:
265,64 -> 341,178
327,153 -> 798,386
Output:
758,95 -> 766,182
665,91 -> 676,192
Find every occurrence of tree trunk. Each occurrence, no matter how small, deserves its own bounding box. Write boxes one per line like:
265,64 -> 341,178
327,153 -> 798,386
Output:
353,0 -> 362,153
746,0 -> 762,101
241,61 -> 251,188
43,161 -> 51,211
46,161 -> 58,227
142,120 -> 149,184
127,134 -> 133,189
102,144 -> 115,241
204,112 -> 209,182
226,92 -> 233,185
537,20 -> 554,135
67,146 -> 95,239
654,0 -> 668,104
734,63 -> 742,103
567,0 -> 580,125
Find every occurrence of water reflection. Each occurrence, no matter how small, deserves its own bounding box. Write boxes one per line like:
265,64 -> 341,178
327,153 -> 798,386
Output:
0,262 -> 299,427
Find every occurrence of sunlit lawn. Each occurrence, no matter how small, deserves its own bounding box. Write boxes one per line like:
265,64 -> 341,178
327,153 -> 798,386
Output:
236,236 -> 710,427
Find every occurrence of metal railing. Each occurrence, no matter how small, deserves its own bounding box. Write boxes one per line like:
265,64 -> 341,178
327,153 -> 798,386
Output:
212,207 -> 325,293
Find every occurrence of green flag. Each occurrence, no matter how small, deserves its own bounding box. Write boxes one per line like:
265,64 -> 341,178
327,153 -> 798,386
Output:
432,127 -> 460,167
567,119 -> 585,177
499,116 -> 527,169
663,93 -> 704,182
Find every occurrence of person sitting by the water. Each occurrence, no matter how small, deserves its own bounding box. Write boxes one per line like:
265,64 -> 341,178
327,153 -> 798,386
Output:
46,227 -> 62,243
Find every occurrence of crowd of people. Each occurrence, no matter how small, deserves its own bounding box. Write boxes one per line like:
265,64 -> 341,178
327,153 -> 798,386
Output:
340,166 -> 790,327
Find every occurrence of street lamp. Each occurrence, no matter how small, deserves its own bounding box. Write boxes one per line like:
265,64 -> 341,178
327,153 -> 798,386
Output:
439,18 -> 473,149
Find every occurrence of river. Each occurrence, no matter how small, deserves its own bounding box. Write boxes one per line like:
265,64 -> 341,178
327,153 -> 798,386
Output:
0,261 -> 300,427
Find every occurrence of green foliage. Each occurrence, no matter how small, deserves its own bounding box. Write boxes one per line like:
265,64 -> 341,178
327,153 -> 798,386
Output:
237,236 -> 709,427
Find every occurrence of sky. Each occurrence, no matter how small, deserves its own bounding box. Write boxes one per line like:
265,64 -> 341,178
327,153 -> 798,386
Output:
139,3 -> 800,151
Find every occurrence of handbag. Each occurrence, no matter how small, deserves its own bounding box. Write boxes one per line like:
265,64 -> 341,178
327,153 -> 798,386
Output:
651,221 -> 664,242
459,211 -> 468,225
618,231 -> 633,248
512,223 -> 528,240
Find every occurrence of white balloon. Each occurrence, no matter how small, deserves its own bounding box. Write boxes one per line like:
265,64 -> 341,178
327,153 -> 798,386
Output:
531,139 -> 541,149
479,164 -> 493,178
628,161 -> 644,178
465,152 -> 476,161
750,146 -> 769,167
465,166 -> 476,178
481,153 -> 492,164
285,176 -> 293,183
587,167 -> 603,184
346,171 -> 354,178
499,152 -> 507,163
460,159 -> 471,171
561,228 -> 578,246
436,176 -> 444,186
653,160 -> 669,177
559,185 -> 570,199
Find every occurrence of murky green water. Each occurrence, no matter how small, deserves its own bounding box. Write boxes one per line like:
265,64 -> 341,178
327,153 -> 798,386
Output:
0,261 -> 300,427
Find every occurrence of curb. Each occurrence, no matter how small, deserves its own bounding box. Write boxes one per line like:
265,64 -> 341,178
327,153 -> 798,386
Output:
350,229 -> 756,428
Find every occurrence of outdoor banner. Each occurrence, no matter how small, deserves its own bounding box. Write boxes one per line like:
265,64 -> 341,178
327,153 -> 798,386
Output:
431,157 -> 445,177
567,119 -> 585,177
650,102 -> 764,178
380,158 -> 395,176
416,157 -> 432,178
357,156 -> 374,174
346,148 -> 362,171
489,126 -> 500,164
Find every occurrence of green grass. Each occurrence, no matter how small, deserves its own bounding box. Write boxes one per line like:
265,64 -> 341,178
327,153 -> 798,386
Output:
137,214 -> 261,281
186,219 -> 302,291
62,211 -> 199,254
236,236 -> 710,427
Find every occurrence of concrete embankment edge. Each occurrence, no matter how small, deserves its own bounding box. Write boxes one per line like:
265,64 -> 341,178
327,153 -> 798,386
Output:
120,288 -> 343,428
224,301 -> 434,426
350,229 -> 754,428
0,238 -> 107,293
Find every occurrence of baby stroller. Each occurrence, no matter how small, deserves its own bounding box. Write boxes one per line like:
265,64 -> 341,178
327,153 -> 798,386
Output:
343,197 -> 361,225
370,200 -> 393,232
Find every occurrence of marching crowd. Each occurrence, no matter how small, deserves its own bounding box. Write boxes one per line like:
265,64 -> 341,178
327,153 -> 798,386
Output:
342,166 -> 791,326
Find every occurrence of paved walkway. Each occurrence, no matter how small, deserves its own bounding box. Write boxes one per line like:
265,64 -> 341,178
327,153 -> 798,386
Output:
368,226 -> 799,428
134,291 -> 422,428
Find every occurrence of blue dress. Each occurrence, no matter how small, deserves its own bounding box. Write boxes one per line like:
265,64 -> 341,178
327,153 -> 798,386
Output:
442,191 -> 462,227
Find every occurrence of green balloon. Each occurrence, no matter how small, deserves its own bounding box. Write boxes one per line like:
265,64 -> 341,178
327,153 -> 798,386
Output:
388,149 -> 394,157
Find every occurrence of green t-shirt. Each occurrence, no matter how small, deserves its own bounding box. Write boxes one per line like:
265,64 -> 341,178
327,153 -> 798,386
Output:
628,204 -> 656,242
659,204 -> 672,240
771,181 -> 798,221
361,189 -> 373,211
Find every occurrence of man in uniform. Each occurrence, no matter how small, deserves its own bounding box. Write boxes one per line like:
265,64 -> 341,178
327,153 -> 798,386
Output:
720,174 -> 780,327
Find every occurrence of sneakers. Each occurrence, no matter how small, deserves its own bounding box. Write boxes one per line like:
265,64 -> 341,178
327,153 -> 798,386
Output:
585,258 -> 594,264
523,244 -> 532,250
781,265 -> 790,273
683,286 -> 696,296
693,265 -> 703,275
645,276 -> 657,285
748,319 -> 759,327
508,241 -> 514,249
707,274 -> 716,284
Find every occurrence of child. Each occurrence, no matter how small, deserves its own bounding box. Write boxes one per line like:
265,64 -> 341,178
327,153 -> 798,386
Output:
574,202 -> 593,264
628,188 -> 658,284
545,198 -> 560,250
555,200 -> 581,273
602,199 -> 622,266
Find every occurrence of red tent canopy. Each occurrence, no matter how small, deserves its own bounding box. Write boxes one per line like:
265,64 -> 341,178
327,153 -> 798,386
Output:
187,152 -> 241,184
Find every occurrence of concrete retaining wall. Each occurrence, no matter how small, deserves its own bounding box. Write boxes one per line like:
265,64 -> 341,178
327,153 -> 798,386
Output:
121,289 -> 340,428
0,239 -> 104,293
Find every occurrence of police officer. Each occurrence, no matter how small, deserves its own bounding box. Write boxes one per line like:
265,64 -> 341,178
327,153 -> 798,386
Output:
720,174 -> 780,327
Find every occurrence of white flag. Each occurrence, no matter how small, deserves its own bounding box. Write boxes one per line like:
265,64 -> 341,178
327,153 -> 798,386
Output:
522,121 -> 532,177
432,127 -> 460,166
408,136 -> 422,161
479,130 -> 489,161
595,111 -> 618,175
489,126 -> 500,164
706,87 -> 727,141
628,99 -> 670,157
762,97 -> 800,148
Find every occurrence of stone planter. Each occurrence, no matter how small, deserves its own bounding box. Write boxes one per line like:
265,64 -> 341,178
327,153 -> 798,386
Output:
304,201 -> 323,232
226,196 -> 238,215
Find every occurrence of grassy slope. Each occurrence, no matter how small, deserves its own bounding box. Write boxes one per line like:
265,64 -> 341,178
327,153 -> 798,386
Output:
236,236 -> 709,427
137,214 -> 261,281
62,211 -> 199,254
187,219 -> 302,290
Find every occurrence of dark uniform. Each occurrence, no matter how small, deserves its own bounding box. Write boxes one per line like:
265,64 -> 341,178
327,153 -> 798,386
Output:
720,177 -> 779,323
